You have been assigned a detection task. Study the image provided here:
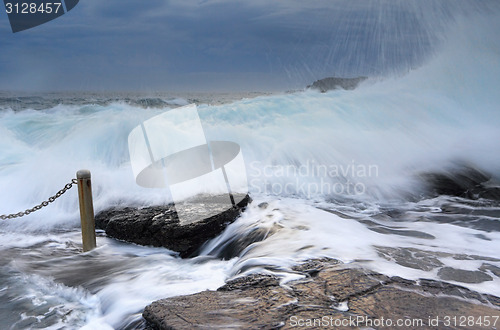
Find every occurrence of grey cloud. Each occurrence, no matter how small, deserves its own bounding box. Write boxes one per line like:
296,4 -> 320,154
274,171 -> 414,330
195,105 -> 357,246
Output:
1,0 -> 496,91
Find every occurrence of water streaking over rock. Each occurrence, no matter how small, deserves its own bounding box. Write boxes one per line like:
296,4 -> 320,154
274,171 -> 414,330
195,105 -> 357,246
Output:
144,258 -> 500,329
0,4 -> 499,329
95,195 -> 250,258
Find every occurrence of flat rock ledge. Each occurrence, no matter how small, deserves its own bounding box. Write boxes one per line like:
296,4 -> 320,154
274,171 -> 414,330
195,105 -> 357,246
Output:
143,258 -> 500,329
95,195 -> 250,258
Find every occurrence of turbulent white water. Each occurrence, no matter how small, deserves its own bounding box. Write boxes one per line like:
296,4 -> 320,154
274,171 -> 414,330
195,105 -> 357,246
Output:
1,6 -> 500,330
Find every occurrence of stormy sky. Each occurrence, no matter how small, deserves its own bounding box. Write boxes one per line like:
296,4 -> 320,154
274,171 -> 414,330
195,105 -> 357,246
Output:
0,0 -> 492,92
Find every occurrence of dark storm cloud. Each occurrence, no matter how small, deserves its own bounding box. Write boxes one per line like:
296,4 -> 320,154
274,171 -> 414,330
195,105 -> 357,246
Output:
1,0 -> 494,91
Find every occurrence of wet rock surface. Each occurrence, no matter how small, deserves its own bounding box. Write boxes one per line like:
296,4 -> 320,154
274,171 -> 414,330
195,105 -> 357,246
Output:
437,267 -> 493,284
376,246 -> 444,271
143,258 -> 500,329
95,195 -> 250,258
375,246 -> 499,285
421,165 -> 500,201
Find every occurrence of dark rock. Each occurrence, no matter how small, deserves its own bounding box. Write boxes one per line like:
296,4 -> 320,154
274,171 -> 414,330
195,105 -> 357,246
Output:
204,221 -> 283,260
376,246 -> 444,271
207,226 -> 275,260
307,77 -> 367,92
95,194 -> 250,258
291,257 -> 340,277
438,267 -> 493,284
218,274 -> 281,292
420,165 -> 500,201
258,202 -> 269,209
480,263 -> 500,277
477,186 -> 500,201
143,259 -> 500,329
369,227 -> 435,239
130,98 -> 169,108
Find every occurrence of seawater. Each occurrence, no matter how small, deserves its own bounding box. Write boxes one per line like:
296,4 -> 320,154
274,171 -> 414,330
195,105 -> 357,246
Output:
0,6 -> 500,330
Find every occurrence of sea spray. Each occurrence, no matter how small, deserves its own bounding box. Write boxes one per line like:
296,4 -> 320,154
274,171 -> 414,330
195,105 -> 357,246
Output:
0,4 -> 499,328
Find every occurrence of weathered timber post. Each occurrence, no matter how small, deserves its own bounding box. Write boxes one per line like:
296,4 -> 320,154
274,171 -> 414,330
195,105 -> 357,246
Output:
76,170 -> 96,252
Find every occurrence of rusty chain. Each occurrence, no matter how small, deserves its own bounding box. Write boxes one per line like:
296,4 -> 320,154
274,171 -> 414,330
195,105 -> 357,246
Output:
0,178 -> 78,220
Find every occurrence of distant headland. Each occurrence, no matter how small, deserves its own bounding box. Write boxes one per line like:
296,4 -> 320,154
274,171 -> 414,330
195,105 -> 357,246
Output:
307,76 -> 367,92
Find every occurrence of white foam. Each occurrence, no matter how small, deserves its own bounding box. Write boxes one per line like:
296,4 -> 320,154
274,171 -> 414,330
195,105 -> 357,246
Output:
8,272 -> 101,329
207,197 -> 500,297
0,6 -> 499,327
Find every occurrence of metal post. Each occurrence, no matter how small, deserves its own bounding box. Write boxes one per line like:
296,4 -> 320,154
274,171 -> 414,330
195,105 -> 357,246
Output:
77,170 -> 96,252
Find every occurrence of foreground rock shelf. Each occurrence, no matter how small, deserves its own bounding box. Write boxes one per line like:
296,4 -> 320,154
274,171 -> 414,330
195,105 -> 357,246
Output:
143,258 -> 500,329
95,194 -> 250,258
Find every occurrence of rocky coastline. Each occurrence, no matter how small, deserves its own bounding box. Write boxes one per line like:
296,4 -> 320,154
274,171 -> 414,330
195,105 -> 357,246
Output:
143,258 -> 500,329
95,194 -> 250,258
91,166 -> 500,329
307,77 -> 367,92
